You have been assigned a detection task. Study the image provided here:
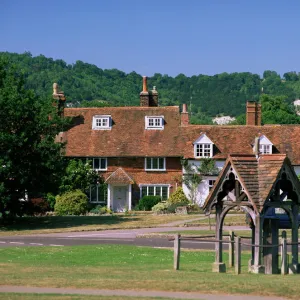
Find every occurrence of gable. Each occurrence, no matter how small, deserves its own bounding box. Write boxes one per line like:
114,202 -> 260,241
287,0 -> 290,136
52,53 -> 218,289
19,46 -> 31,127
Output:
193,133 -> 214,145
258,135 -> 273,145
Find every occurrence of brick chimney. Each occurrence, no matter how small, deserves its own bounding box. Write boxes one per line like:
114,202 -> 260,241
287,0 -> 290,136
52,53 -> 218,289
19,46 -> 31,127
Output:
149,86 -> 158,107
181,103 -> 189,126
246,101 -> 261,126
52,83 -> 66,117
140,76 -> 150,106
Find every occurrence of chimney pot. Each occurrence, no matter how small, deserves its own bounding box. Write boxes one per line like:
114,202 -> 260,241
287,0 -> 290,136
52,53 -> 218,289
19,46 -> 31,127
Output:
142,76 -> 148,93
181,103 -> 189,126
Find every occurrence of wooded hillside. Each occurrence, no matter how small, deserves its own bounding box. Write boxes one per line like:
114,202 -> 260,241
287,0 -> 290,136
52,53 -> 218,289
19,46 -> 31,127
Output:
1,51 -> 300,124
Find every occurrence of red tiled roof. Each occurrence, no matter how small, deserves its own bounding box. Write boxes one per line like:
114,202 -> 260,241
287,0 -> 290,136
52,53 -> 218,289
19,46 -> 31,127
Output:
105,167 -> 134,184
180,125 -> 300,165
64,106 -> 182,157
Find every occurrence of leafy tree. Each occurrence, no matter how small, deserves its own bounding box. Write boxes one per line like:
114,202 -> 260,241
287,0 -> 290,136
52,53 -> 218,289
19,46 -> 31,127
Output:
59,159 -> 100,194
0,59 -> 66,218
260,94 -> 300,124
182,158 -> 219,204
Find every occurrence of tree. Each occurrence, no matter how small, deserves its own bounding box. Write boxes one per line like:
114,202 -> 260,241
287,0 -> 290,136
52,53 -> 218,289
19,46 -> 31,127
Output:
0,59 -> 66,218
260,94 -> 300,124
59,159 -> 100,194
181,158 -> 219,204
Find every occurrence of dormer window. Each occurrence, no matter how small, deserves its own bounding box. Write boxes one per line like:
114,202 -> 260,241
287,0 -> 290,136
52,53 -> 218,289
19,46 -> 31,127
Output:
145,116 -> 164,130
194,134 -> 214,158
257,135 -> 273,154
92,115 -> 111,130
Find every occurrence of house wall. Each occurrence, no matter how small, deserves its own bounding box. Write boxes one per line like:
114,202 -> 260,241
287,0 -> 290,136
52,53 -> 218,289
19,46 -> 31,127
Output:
99,157 -> 182,207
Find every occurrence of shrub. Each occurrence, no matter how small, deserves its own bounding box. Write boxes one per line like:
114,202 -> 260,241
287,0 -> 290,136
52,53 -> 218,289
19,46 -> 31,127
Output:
137,195 -> 161,211
46,193 -> 56,210
152,202 -> 168,213
54,190 -> 88,216
167,202 -> 187,213
167,187 -> 189,205
23,198 -> 50,216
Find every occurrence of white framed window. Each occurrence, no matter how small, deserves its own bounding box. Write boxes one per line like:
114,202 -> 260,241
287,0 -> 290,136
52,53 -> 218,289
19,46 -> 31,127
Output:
89,183 -> 107,203
92,115 -> 111,130
259,144 -> 272,154
145,116 -> 164,130
194,143 -> 213,158
145,157 -> 166,171
92,158 -> 107,171
140,185 -> 169,200
208,179 -> 216,191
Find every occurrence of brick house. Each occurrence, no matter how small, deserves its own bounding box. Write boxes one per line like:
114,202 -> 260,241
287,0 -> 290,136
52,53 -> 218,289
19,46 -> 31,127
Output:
58,79 -> 300,210
62,77 -> 186,211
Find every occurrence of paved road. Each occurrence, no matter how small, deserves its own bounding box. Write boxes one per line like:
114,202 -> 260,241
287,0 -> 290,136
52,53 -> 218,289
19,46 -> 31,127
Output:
0,226 -> 250,250
0,286 -> 287,300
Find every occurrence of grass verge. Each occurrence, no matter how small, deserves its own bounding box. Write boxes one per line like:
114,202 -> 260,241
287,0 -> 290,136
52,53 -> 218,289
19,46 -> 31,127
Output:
0,244 -> 299,299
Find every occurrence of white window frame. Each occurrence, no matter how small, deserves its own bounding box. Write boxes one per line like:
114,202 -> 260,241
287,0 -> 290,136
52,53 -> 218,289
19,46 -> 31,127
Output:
194,143 -> 213,158
139,184 -> 170,200
92,115 -> 111,130
145,116 -> 164,130
90,157 -> 107,171
208,178 -> 216,191
89,183 -> 107,203
259,144 -> 272,154
145,157 -> 166,171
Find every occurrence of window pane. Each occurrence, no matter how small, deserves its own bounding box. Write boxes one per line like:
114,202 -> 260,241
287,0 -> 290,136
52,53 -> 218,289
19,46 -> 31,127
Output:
100,158 -> 106,169
90,185 -> 97,202
159,158 -> 164,169
146,158 -> 151,169
102,118 -> 108,127
155,186 -> 161,196
152,158 -> 158,169
148,118 -> 154,127
142,187 -> 147,197
162,187 -> 168,200
93,158 -> 100,169
148,186 -> 154,196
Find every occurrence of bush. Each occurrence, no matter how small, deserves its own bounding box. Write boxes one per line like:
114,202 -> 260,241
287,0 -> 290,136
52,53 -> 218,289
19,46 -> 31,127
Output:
54,190 -> 88,216
167,202 -> 187,213
23,198 -> 50,216
137,195 -> 161,211
89,205 -> 108,215
167,187 -> 189,205
152,202 -> 168,213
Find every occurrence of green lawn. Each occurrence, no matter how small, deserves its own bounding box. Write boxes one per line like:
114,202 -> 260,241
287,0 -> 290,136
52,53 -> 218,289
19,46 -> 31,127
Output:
0,244 -> 300,299
0,214 -> 204,236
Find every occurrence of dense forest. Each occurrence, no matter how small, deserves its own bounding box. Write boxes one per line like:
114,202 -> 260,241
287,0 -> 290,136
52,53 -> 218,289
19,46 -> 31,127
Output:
1,51 -> 300,124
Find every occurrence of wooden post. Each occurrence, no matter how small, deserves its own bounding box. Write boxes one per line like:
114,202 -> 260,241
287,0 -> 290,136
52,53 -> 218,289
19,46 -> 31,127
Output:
174,234 -> 181,270
290,205 -> 299,274
281,231 -> 288,275
235,236 -> 241,274
228,231 -> 235,267
208,214 -> 211,231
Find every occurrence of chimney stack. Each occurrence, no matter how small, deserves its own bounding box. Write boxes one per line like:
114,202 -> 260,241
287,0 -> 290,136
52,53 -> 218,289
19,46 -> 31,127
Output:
181,103 -> 189,126
52,83 -> 66,117
140,76 -> 150,106
246,101 -> 261,126
149,86 -> 158,107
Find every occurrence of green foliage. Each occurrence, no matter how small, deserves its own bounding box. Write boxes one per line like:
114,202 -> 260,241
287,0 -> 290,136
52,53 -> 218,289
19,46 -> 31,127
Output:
54,190 -> 88,216
137,195 -> 161,211
151,202 -> 168,213
0,58 -> 67,218
89,205 -> 108,215
59,159 -> 100,194
260,94 -> 300,124
45,193 -> 56,210
167,187 -> 189,205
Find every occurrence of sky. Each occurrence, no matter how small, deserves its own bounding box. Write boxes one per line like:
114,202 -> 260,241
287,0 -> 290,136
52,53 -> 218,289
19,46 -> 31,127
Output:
1,0 -> 300,77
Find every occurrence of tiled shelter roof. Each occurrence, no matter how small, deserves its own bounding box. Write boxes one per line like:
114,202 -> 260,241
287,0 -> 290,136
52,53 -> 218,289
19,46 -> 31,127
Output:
203,154 -> 296,213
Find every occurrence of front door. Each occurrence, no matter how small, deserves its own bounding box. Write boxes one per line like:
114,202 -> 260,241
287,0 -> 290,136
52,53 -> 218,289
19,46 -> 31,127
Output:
113,186 -> 127,212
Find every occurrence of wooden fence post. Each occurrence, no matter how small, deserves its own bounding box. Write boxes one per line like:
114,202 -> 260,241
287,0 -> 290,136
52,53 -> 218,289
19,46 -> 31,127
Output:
281,231 -> 288,275
235,236 -> 241,274
229,231 -> 235,267
174,234 -> 181,270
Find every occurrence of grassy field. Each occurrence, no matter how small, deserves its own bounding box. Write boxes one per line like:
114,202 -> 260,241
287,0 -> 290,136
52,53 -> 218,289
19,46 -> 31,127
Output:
0,213 -> 204,236
1,244 -> 300,299
186,215 -> 248,226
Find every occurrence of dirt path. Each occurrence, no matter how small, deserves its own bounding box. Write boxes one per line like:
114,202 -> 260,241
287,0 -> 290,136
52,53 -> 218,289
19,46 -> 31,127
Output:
0,286 -> 287,300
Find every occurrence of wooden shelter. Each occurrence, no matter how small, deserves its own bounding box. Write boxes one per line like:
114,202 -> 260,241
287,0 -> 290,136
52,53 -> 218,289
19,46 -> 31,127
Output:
203,154 -> 300,274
